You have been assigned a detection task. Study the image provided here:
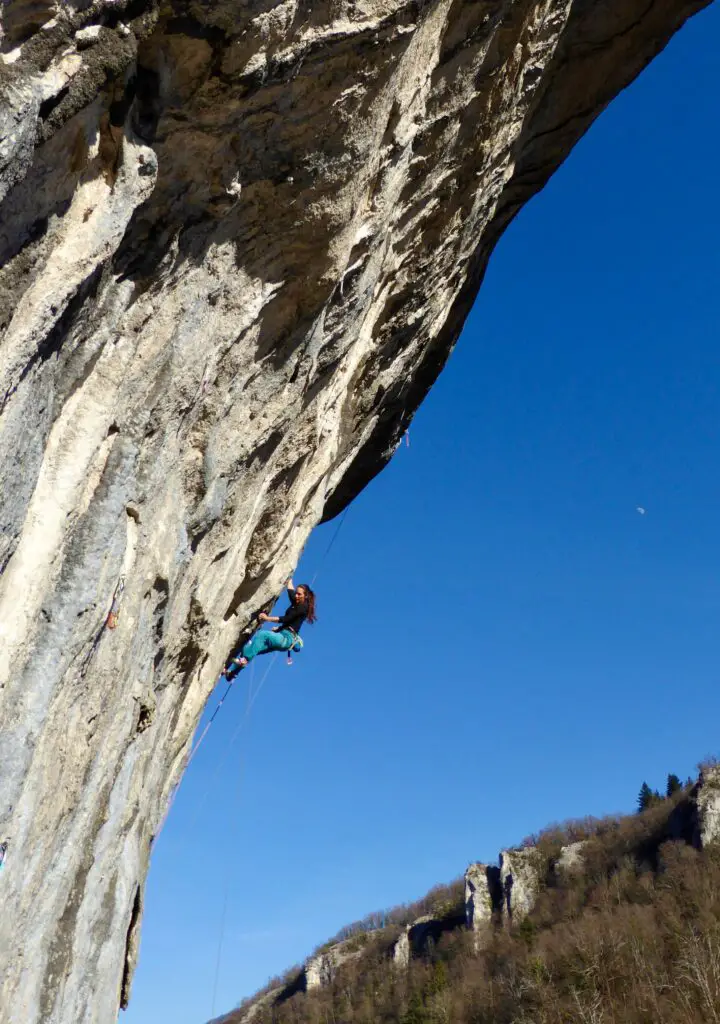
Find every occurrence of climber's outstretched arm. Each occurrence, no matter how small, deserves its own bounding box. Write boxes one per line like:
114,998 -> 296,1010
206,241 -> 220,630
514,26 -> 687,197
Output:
258,612 -> 280,623
257,576 -> 296,624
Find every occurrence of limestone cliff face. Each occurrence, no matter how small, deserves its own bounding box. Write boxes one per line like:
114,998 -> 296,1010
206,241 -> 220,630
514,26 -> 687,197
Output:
0,0 -> 711,1020
465,847 -> 557,936
695,765 -> 720,847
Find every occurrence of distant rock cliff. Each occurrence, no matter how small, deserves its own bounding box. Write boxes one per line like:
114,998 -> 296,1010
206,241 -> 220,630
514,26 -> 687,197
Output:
0,0 -> 712,1020
226,768 -> 720,1023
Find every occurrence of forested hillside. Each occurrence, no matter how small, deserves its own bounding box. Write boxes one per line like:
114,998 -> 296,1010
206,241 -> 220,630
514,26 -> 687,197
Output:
218,769 -> 720,1024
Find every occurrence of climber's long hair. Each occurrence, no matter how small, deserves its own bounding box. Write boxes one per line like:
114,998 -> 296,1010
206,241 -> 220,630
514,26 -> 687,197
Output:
297,583 -> 317,624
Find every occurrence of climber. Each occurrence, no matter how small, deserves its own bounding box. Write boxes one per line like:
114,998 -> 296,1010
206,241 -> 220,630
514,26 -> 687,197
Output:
227,578 -> 317,675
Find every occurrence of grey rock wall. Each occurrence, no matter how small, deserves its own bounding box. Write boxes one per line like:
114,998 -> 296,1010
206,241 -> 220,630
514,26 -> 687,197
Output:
392,928 -> 411,969
0,0 -> 712,1020
500,848 -> 540,921
693,764 -> 720,848
555,840 -> 585,876
465,861 -> 500,936
304,941 -> 363,991
466,850 -> 541,938
465,844 -> 580,936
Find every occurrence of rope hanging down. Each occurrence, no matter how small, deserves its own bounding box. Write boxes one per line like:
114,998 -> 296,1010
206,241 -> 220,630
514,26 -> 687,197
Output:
185,676 -> 234,766
161,506 -> 351,831
206,504 -> 349,738
160,657 -> 274,833
162,508 -> 352,1013
206,508 -> 350,1011
310,505 -> 349,586
183,656 -> 276,836
209,666 -> 255,1019
192,506 -> 349,764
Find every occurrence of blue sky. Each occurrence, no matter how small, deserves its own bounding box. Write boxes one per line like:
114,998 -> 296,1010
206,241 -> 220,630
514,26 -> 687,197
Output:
124,6 -> 720,1023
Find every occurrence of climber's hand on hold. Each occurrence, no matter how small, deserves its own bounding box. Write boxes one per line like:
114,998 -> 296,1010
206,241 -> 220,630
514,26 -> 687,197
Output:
258,612 -> 269,621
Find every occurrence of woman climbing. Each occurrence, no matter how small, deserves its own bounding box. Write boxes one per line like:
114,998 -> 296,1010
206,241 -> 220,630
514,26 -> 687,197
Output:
229,578 -> 317,673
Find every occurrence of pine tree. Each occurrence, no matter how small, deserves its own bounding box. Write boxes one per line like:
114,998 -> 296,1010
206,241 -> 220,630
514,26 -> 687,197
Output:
401,993 -> 429,1024
666,773 -> 682,797
637,781 -> 654,812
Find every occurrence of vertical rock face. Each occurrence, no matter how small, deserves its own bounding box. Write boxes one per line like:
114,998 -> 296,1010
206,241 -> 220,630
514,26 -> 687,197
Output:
694,765 -> 720,848
285,940 -> 364,993
465,862 -> 501,935
304,949 -> 342,992
392,928 -> 411,969
466,850 -> 542,937
0,0 -> 712,1019
499,848 -> 540,921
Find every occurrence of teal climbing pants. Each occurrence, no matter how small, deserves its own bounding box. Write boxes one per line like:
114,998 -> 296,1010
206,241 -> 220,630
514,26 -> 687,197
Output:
241,628 -> 296,662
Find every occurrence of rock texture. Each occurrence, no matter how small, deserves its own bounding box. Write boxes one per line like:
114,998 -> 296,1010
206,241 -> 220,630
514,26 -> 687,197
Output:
391,912 -> 462,967
555,840 -> 585,876
464,861 -> 501,935
695,765 -> 720,847
0,0 -> 712,1020
465,850 -> 542,936
225,937 -> 366,1020
500,847 -> 540,921
465,844 -> 580,936
392,928 -> 411,969
304,940 -> 364,991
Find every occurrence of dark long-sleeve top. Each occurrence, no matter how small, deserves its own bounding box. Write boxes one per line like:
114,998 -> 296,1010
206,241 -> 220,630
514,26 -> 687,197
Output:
277,588 -> 308,634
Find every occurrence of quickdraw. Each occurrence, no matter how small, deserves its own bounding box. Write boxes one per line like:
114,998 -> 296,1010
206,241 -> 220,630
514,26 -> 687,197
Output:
106,575 -> 126,630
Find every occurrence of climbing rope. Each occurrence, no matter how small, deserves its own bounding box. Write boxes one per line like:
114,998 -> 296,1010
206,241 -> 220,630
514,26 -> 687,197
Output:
209,669 -> 254,1019
185,675 -> 236,766
159,656 -> 273,835
186,505 -> 349,768
310,505 -> 349,586
183,656 -> 276,835
202,506 -> 352,1013
135,504 -> 354,1012
210,877 -> 231,1017
161,507 -> 351,832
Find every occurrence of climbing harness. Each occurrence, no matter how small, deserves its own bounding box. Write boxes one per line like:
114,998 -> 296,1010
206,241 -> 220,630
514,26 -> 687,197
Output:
106,575 -> 126,630
284,630 -> 304,666
226,506 -> 348,670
